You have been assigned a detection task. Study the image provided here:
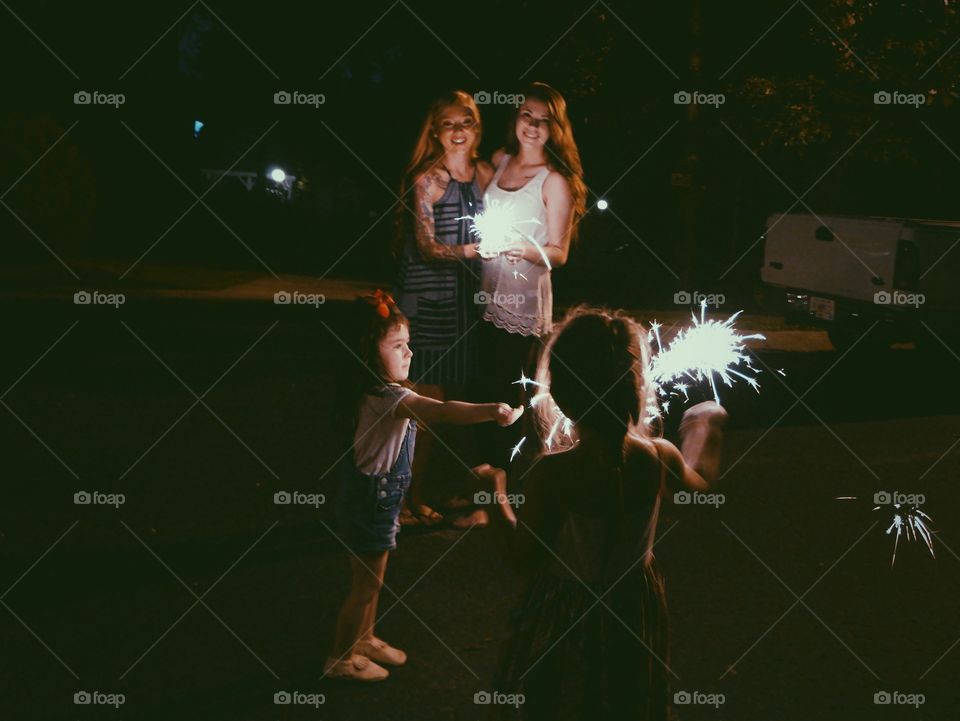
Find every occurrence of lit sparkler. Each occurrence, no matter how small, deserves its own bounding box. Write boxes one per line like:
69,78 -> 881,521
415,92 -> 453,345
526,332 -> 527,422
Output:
836,496 -> 936,566
458,200 -> 549,269
878,504 -> 935,567
514,300 -> 768,456
648,300 -> 766,405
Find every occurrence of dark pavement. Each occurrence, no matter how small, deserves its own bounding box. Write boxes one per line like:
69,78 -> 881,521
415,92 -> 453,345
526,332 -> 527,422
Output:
1,284 -> 959,720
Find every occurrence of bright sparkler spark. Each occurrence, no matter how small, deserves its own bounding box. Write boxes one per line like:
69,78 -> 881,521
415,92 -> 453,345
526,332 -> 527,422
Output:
648,300 -> 766,405
648,321 -> 663,354
876,504 -> 936,567
510,436 -> 526,462
458,200 -> 548,268
540,411 -> 575,451
513,370 -> 546,391
836,496 -> 936,566
544,417 -> 561,449
514,372 -> 575,452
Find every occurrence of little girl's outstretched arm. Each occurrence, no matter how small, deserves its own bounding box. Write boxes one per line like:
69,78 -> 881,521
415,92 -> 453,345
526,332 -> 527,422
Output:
396,392 -> 523,427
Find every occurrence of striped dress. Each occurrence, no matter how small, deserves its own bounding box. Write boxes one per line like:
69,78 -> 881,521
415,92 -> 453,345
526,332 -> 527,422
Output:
394,169 -> 483,386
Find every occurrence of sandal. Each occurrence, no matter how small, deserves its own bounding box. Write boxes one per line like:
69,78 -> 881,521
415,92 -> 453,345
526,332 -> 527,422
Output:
398,506 -> 421,526
411,503 -> 444,526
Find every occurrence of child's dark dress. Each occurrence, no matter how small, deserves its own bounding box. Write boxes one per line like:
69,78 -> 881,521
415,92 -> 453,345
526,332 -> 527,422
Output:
492,449 -> 671,721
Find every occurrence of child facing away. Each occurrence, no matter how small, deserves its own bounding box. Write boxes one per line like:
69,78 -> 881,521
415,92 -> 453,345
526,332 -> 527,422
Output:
478,306 -> 728,720
324,291 -> 522,682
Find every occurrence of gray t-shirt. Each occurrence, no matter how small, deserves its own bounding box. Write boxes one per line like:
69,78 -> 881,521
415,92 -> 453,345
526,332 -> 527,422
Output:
352,384 -> 412,475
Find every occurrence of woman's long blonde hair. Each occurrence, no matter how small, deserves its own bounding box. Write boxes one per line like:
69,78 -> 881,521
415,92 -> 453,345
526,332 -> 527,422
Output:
392,90 -> 483,257
505,82 -> 587,241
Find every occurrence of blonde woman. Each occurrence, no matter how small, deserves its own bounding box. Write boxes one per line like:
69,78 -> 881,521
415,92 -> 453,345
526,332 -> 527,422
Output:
393,90 -> 494,525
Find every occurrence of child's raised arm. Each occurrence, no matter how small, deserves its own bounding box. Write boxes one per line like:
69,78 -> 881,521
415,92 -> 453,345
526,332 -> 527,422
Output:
396,392 -> 523,427
657,401 -> 728,495
656,439 -> 710,496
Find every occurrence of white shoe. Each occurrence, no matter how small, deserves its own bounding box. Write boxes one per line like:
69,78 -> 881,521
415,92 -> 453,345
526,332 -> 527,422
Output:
323,654 -> 389,681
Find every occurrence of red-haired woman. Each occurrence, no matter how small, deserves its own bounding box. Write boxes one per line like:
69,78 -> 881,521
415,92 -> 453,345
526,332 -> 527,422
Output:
479,82 -> 587,460
393,90 -> 494,526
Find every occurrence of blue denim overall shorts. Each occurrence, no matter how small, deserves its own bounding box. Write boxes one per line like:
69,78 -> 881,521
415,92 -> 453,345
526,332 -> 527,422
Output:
337,421 -> 416,554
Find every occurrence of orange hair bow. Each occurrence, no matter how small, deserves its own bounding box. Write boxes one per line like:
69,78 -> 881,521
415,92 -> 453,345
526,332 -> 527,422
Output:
367,289 -> 395,318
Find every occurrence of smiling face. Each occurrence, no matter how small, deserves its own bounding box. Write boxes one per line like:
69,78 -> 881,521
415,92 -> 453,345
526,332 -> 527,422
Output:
378,322 -> 412,382
436,105 -> 478,156
515,97 -> 552,150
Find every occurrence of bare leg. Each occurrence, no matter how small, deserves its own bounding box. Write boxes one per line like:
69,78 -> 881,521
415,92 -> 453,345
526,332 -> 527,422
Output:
330,551 -> 388,659
358,550 -> 389,642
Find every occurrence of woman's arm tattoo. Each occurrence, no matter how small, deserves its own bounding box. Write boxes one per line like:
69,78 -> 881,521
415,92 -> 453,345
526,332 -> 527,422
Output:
414,174 -> 459,262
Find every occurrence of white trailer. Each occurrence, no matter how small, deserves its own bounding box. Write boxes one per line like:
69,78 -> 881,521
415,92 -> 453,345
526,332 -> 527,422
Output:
761,213 -> 960,350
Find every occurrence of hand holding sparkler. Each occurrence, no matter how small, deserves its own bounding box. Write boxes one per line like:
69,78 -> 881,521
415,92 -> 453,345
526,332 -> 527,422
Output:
503,241 -> 526,265
679,401 -> 728,484
458,199 -> 549,268
511,302 -> 764,463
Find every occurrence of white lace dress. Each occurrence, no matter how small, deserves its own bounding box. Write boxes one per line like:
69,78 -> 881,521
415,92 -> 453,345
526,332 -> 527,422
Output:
480,154 -> 554,337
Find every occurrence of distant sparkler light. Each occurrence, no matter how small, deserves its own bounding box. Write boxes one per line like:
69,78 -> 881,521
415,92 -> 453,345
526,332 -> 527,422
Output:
836,495 -> 936,566
878,504 -> 936,567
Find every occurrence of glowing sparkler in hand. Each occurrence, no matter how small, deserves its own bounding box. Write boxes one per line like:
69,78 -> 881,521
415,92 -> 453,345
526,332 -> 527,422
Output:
649,300 -> 766,405
512,301 -> 769,457
458,199 -> 550,269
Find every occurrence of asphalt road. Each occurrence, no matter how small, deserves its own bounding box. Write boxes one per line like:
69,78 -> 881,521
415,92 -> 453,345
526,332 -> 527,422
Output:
1,297 -> 959,721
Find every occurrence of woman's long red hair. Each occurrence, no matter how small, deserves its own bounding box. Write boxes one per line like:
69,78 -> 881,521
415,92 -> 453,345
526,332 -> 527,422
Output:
392,90 -> 483,257
505,82 -> 587,242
